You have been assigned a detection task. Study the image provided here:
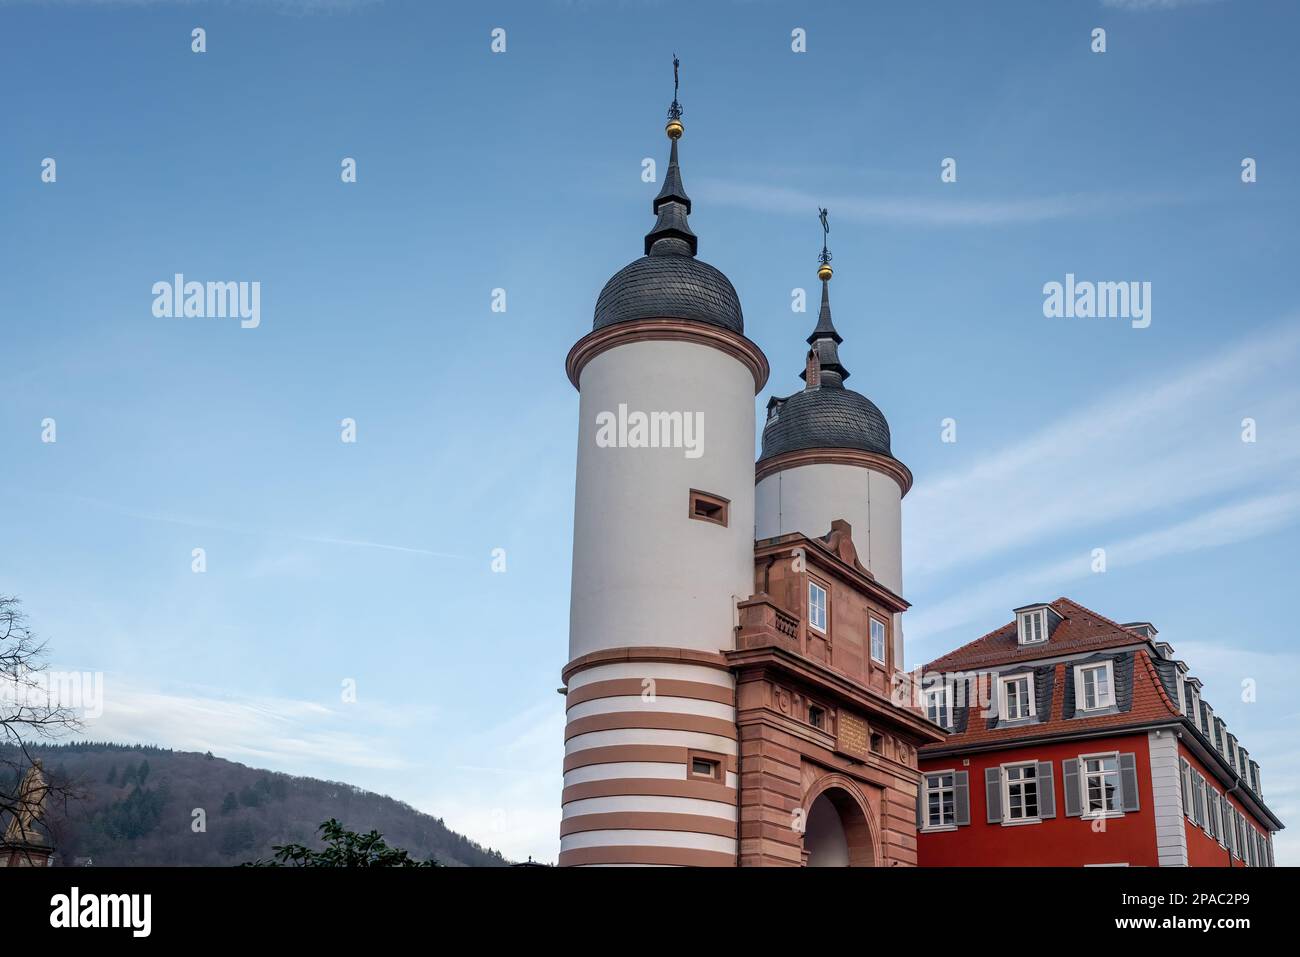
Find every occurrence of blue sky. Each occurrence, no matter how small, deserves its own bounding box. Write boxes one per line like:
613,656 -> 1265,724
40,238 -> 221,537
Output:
2,0 -> 1297,864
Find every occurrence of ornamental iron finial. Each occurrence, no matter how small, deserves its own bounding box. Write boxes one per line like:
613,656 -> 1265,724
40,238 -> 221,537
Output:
818,207 -> 832,267
668,54 -> 683,121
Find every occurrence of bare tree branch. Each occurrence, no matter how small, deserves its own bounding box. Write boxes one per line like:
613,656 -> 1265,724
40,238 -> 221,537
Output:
0,595 -> 82,833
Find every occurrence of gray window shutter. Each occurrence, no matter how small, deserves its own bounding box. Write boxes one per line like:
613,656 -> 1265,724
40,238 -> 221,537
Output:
916,781 -> 924,827
954,771 -> 970,826
1063,758 -> 1082,817
1119,752 -> 1140,812
984,767 -> 1002,823
1179,758 -> 1191,816
1037,761 -> 1056,818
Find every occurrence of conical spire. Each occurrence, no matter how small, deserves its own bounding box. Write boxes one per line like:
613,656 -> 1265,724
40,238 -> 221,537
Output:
645,56 -> 698,257
801,209 -> 850,387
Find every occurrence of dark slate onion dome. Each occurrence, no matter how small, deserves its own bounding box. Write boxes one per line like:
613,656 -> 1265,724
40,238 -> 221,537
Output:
591,96 -> 744,334
759,249 -> 896,462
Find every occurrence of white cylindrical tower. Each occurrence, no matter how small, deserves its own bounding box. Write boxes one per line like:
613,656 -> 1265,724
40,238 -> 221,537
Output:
559,80 -> 768,867
754,250 -> 913,666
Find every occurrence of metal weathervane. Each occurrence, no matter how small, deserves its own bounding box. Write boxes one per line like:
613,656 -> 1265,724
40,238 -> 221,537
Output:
818,207 -> 832,266
668,54 -> 682,121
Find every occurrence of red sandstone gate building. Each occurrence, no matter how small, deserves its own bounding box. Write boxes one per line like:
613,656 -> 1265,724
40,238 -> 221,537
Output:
916,599 -> 1282,867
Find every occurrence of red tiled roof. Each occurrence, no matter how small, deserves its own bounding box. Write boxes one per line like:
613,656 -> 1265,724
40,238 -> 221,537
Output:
924,597 -> 1155,672
928,650 -> 1180,751
918,591 -> 1188,756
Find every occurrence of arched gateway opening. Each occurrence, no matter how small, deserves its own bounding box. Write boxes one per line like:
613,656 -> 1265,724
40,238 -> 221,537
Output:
802,785 -> 877,867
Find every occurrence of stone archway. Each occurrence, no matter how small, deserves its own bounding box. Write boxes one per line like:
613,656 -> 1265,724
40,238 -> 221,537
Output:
801,775 -> 879,867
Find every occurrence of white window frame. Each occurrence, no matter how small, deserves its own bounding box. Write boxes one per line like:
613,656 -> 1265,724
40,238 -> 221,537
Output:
1192,772 -> 1206,827
999,674 -> 1036,721
925,685 -> 952,728
1075,660 -> 1116,712
869,617 -> 887,664
807,580 -> 827,633
1017,609 -> 1047,645
922,769 -> 957,831
1080,750 -> 1123,819
1001,761 -> 1041,825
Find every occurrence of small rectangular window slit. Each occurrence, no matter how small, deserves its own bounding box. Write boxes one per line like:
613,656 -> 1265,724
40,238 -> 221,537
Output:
688,489 -> 729,527
687,750 -> 723,782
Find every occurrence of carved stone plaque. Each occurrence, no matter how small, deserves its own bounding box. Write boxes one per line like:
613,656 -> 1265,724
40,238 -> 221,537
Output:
837,711 -> 870,760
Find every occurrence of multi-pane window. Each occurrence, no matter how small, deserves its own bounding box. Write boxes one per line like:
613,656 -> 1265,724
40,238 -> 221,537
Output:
808,581 -> 827,632
1018,610 -> 1046,644
1207,786 -> 1220,841
1004,763 -> 1039,821
1079,662 -> 1113,710
925,686 -> 951,727
1083,754 -> 1120,816
1002,675 -> 1033,720
869,617 -> 887,663
925,772 -> 956,828
1192,774 -> 1206,827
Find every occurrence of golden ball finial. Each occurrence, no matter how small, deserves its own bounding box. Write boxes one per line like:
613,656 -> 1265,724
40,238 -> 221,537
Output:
817,263 -> 833,282
665,118 -> 684,140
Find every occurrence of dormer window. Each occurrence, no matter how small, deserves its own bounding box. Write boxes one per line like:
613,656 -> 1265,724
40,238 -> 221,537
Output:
925,685 -> 953,728
999,674 -> 1035,720
1017,609 -> 1047,645
1075,661 -> 1115,711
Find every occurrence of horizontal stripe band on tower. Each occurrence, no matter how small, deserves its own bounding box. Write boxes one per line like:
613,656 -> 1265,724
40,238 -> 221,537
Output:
562,794 -> 737,820
565,678 -> 735,708
564,711 -> 737,741
563,745 -> 739,774
565,318 -> 769,395
567,660 -> 736,692
562,646 -> 731,686
563,761 -> 739,790
566,695 -> 735,722
561,777 -> 736,805
557,845 -> 736,868
560,812 -> 736,839
565,728 -> 739,756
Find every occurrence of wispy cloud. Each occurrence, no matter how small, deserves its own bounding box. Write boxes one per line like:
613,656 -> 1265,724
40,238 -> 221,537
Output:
0,0 -> 379,10
70,675 -> 417,772
906,320 -> 1300,582
908,487 -> 1300,646
1102,0 -> 1224,10
51,492 -> 467,561
696,178 -> 1181,227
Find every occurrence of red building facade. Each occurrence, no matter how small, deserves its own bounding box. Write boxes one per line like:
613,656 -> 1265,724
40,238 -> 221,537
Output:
916,599 -> 1281,867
